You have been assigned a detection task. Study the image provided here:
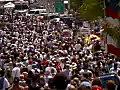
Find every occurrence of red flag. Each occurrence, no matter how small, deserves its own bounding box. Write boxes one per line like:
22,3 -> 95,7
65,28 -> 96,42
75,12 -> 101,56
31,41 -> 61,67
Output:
106,8 -> 120,18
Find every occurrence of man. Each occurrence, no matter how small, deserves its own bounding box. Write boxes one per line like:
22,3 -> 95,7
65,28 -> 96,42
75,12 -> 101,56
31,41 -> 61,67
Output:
62,64 -> 72,80
12,63 -> 21,79
110,63 -> 120,74
0,68 -> 10,90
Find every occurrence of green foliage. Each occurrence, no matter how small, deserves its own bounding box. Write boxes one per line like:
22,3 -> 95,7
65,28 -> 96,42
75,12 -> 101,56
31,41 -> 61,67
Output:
70,0 -> 83,10
79,0 -> 104,20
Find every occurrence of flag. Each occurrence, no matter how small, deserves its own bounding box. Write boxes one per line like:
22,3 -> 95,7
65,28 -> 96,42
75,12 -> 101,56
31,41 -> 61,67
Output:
107,35 -> 120,56
105,0 -> 120,18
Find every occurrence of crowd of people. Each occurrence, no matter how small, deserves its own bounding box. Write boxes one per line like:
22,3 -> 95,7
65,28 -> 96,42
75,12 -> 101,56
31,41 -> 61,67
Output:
37,0 -> 55,12
0,13 -> 120,90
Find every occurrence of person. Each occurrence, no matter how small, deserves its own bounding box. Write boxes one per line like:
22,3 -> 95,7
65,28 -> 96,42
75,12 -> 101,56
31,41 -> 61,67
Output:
0,68 -> 10,90
9,77 -> 24,90
117,70 -> 120,90
19,75 -> 26,87
62,64 -> 72,79
52,72 -> 69,90
24,79 -> 31,90
12,63 -> 21,79
110,63 -> 120,74
29,75 -> 40,90
92,78 -> 103,90
105,80 -> 116,90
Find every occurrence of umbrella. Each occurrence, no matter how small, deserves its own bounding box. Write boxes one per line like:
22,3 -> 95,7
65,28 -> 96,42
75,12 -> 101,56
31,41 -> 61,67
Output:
85,34 -> 101,44
89,34 -> 101,40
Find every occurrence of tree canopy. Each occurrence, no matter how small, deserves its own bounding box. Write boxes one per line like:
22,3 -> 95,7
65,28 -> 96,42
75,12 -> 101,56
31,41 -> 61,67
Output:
70,0 -> 83,10
71,0 -> 104,20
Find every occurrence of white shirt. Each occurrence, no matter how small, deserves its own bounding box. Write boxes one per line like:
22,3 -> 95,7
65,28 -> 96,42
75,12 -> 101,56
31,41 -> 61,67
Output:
12,67 -> 21,78
62,69 -> 72,79
0,76 -> 10,90
27,64 -> 32,71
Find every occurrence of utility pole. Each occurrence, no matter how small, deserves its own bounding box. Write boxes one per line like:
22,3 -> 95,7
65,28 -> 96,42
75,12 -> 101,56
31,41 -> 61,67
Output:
68,0 -> 70,9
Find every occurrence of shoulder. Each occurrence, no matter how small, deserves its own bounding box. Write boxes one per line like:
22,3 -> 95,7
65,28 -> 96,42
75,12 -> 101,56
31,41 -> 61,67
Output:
3,77 -> 9,84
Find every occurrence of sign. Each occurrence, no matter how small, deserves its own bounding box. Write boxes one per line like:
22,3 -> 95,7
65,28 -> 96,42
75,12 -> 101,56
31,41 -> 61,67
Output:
55,0 -> 64,13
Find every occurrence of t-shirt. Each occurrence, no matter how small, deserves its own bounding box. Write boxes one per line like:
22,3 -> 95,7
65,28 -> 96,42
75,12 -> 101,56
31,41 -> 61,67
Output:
12,67 -> 21,78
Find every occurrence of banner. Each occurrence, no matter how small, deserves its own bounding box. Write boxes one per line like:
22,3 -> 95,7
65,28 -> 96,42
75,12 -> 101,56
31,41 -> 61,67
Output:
105,0 -> 120,18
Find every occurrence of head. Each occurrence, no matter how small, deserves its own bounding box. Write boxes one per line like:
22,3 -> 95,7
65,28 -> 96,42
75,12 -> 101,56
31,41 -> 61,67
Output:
0,68 -> 5,77
22,72 -> 28,79
106,80 -> 116,90
52,72 -> 69,90
66,64 -> 70,69
79,81 -> 92,90
20,74 -> 24,80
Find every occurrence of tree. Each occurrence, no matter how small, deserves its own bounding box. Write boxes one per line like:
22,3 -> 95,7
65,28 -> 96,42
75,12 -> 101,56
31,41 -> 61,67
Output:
79,0 -> 104,20
70,0 -> 83,11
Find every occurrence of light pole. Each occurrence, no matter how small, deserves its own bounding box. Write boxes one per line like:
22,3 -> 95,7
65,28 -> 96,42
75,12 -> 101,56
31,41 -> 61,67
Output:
68,0 -> 70,9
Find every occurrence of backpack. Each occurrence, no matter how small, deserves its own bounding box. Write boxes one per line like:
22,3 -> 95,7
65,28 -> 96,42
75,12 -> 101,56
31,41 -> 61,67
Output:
0,77 -> 4,89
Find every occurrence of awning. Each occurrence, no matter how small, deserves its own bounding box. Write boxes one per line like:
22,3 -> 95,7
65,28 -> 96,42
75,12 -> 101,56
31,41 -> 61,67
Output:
4,2 -> 15,8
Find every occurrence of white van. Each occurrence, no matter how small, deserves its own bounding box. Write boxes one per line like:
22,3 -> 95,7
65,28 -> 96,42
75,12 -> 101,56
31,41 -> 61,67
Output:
26,9 -> 47,16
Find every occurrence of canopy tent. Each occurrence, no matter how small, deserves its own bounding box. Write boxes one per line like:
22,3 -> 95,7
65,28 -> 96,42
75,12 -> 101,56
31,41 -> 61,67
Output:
4,2 -> 15,8
0,0 -> 14,1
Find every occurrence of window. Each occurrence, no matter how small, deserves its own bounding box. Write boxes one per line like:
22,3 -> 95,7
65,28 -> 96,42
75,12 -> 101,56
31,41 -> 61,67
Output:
15,4 -> 29,10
